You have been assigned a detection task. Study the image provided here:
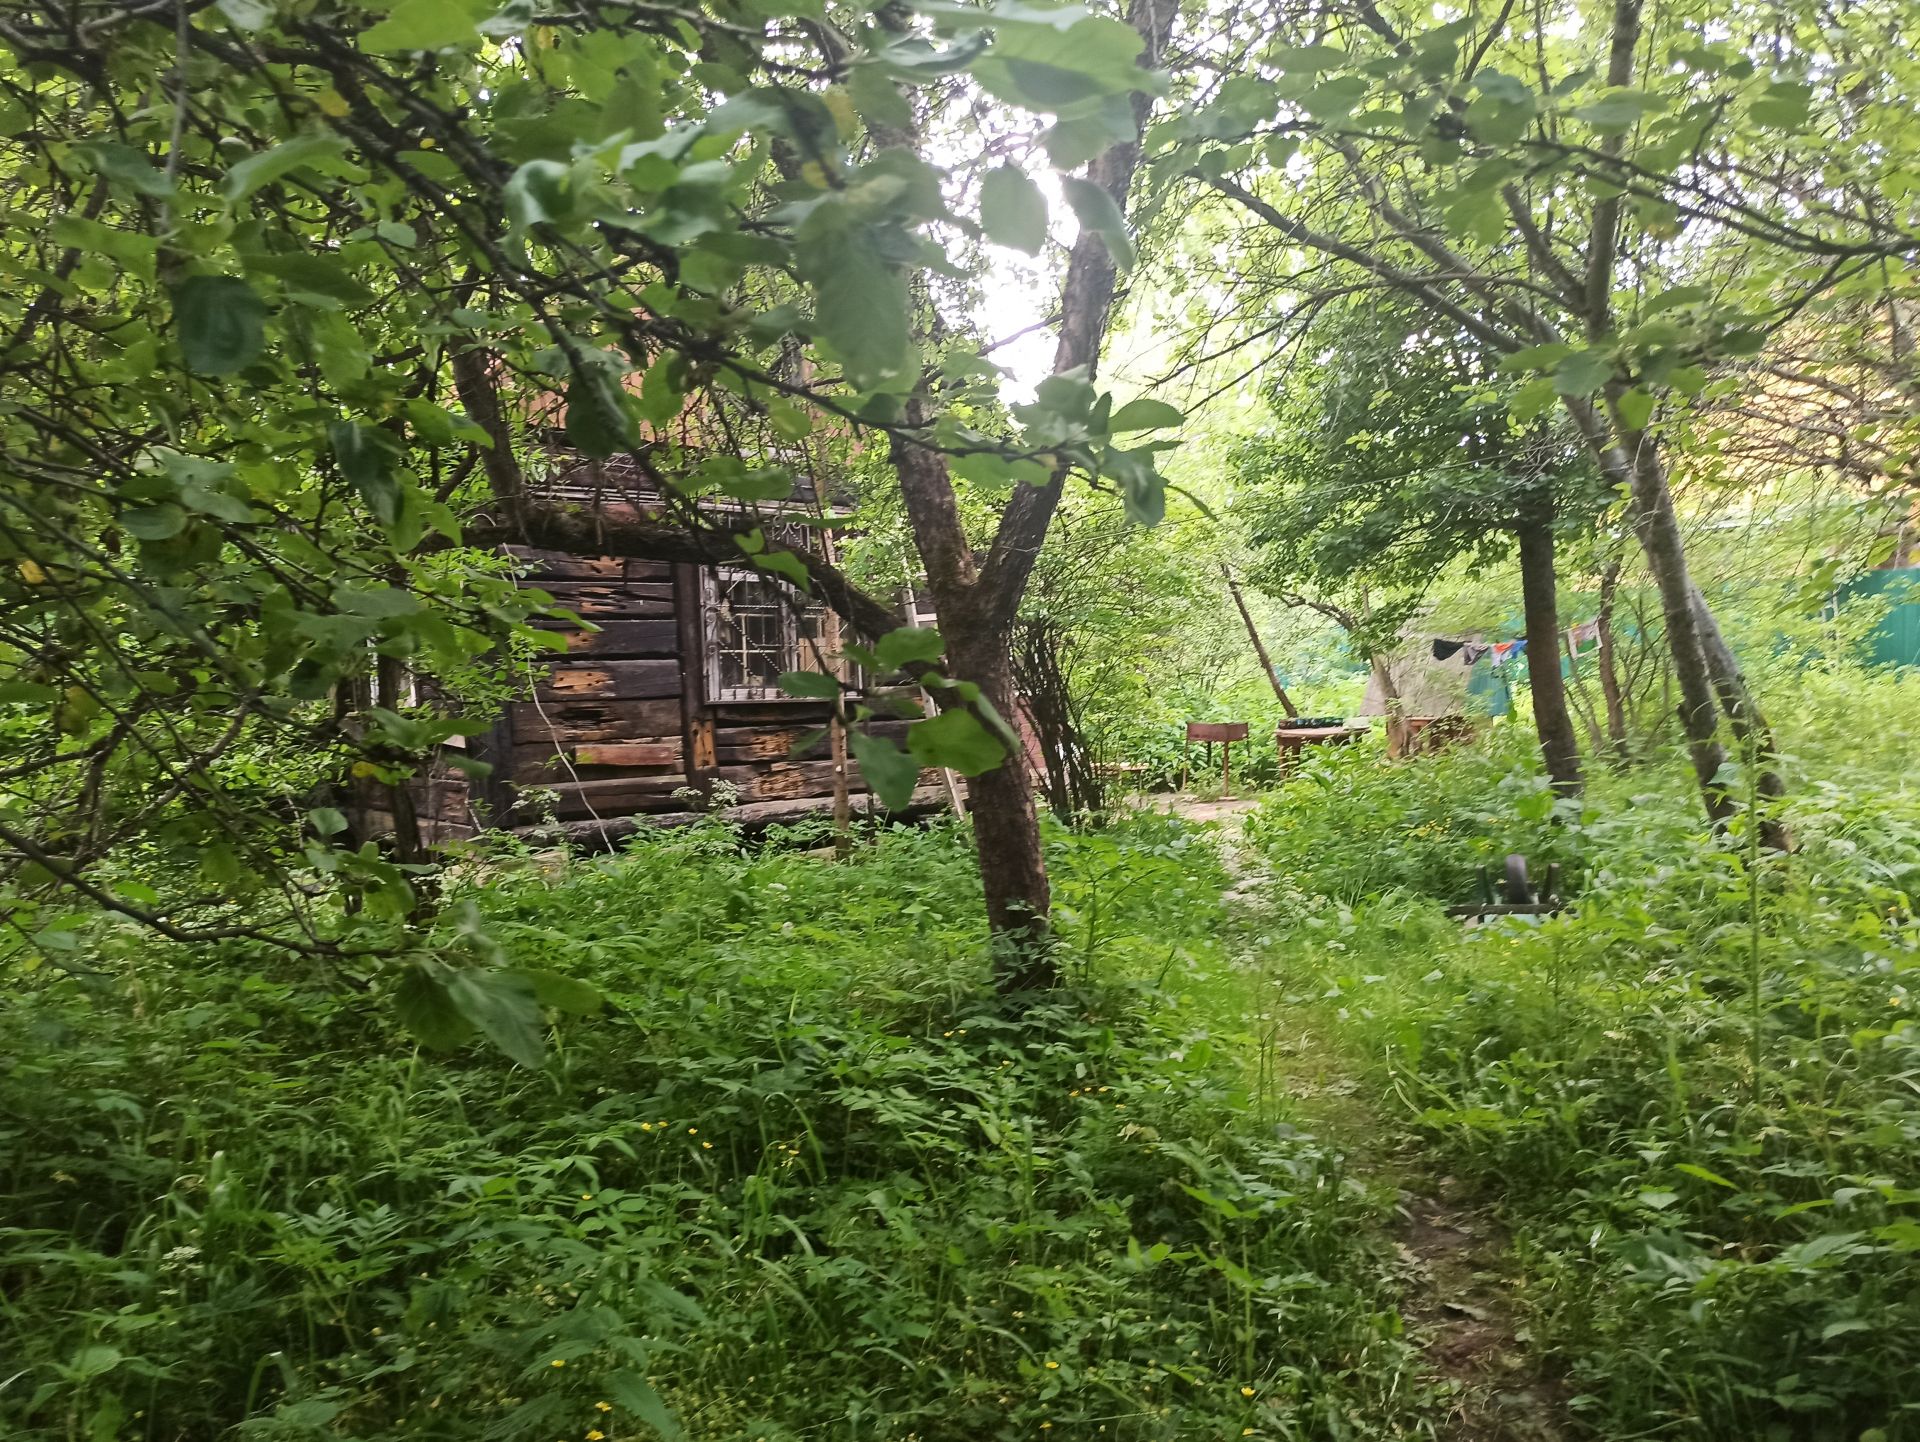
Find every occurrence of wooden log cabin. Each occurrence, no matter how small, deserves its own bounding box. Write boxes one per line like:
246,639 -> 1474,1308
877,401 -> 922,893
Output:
418,446 -> 949,846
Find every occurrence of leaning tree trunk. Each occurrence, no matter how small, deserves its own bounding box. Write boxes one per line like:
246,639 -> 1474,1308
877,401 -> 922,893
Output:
1514,512 -> 1583,796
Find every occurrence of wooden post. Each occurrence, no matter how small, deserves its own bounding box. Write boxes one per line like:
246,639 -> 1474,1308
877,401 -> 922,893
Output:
829,710 -> 852,857
671,562 -> 716,804
1221,737 -> 1234,800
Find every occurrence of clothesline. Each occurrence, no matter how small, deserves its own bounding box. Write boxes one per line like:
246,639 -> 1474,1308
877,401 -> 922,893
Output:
1430,618 -> 1602,666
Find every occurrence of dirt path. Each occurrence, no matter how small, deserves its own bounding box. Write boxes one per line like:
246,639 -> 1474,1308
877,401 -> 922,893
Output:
1182,793 -> 1574,1442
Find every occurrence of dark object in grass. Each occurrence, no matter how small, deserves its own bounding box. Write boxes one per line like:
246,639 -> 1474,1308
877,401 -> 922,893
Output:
1447,852 -> 1566,917
1279,716 -> 1347,729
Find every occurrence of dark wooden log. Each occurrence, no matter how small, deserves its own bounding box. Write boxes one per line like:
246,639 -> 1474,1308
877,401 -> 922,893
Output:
527,774 -> 693,820
537,660 -> 681,702
524,581 -> 677,619
508,697 -> 683,745
516,782 -> 952,846
537,619 -> 680,658
505,548 -> 673,582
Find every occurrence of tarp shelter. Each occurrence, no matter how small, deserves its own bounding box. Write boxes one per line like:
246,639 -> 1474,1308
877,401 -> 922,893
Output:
1359,642 -> 1484,717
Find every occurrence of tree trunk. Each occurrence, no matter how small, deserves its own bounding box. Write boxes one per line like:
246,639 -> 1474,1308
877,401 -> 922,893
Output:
1594,562 -> 1630,762
1617,433 -> 1737,825
1222,564 -> 1298,717
1514,514 -> 1583,796
947,627 -> 1057,991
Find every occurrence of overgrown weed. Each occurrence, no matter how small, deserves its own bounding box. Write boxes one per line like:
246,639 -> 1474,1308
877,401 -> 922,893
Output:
2,814 -> 1426,1441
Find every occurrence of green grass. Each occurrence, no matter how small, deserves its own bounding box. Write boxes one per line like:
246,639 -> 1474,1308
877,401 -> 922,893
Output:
1,814 -> 1427,1442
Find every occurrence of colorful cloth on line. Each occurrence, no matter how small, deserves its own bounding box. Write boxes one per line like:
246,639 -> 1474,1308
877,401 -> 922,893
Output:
1491,639 -> 1528,664
1567,619 -> 1601,648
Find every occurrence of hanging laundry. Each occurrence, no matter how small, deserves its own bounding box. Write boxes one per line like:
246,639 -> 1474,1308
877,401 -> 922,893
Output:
1432,638 -> 1468,661
1491,639 -> 1529,665
1567,619 -> 1600,648
1460,642 -> 1492,665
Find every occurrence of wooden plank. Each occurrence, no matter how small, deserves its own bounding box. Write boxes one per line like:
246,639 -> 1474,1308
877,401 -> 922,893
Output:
1186,721 -> 1249,742
508,697 -> 683,745
712,759 -> 899,803
538,660 -> 681,701
510,739 -> 683,782
673,563 -> 717,788
712,718 -> 905,764
708,700 -> 839,724
521,581 -> 677,619
538,619 -> 680,658
505,548 -> 672,582
573,741 -> 682,768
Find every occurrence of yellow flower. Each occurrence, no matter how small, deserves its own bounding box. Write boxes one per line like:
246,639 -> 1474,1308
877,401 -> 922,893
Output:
688,1128 -> 698,1135
580,1193 -> 594,1201
701,1141 -> 713,1150
550,1359 -> 566,1368
595,1402 -> 612,1412
1240,1386 -> 1255,1397
1043,1360 -> 1060,1370
1040,1425 -> 1051,1432
587,1432 -> 605,1441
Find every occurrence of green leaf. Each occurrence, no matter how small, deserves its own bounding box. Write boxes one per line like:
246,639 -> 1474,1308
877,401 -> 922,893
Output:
1571,87 -> 1664,131
796,217 -> 913,389
874,625 -> 944,670
1042,94 -> 1136,168
394,966 -> 476,1051
1061,177 -> 1133,271
1674,1161 -> 1740,1189
1552,349 -> 1613,397
779,671 -> 841,699
980,165 -> 1047,254
172,276 -> 268,375
605,1372 -> 683,1440
1615,387 -> 1655,430
848,63 -> 913,129
520,968 -> 603,1016
907,707 -> 1006,776
1749,81 -> 1811,130
1107,397 -> 1183,431
328,420 -> 403,525
850,730 -> 922,808
222,134 -> 351,203
566,354 -> 640,458
0,682 -> 61,705
443,967 -> 544,1067
359,0 -> 482,53
1103,444 -> 1165,525
74,141 -> 174,197
122,503 -> 187,540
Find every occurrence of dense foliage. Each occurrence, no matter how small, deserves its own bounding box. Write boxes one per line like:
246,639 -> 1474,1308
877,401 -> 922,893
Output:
1242,666 -> 1920,1439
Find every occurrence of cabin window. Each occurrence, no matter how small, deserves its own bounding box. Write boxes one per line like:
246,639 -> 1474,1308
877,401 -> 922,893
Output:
703,567 -> 844,702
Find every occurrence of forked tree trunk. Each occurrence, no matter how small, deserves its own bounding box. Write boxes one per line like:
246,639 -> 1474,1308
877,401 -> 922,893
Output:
1514,513 -> 1583,796
1563,395 -> 1786,842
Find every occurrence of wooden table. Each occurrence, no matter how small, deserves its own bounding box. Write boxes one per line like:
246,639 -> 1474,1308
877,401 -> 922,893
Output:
1274,723 -> 1368,775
